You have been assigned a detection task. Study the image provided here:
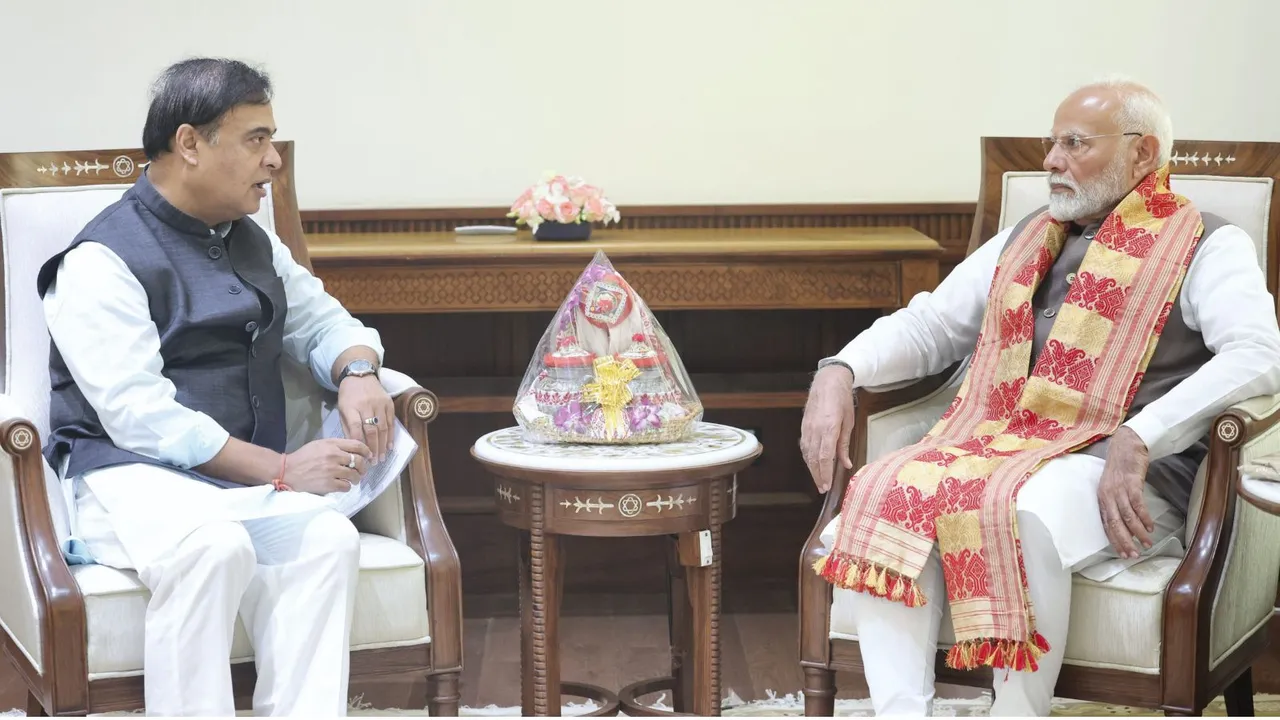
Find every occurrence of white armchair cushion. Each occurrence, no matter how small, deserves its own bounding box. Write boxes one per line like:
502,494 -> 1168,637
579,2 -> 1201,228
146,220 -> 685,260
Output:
71,532 -> 428,679
863,366 -> 965,462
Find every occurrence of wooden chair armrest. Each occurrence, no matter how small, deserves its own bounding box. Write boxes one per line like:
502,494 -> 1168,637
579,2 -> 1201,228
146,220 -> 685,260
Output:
393,385 -> 463,677
797,362 -> 961,667
1160,399 -> 1279,714
0,405 -> 87,714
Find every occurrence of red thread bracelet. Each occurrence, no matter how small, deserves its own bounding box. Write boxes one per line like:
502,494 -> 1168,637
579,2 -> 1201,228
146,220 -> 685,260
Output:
272,453 -> 292,492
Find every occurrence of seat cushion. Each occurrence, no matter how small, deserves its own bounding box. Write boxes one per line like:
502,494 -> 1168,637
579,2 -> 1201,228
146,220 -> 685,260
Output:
830,555 -> 1180,674
72,533 -> 429,678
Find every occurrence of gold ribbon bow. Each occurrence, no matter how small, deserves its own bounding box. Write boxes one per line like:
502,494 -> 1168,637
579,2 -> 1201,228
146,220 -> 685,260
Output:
581,356 -> 641,439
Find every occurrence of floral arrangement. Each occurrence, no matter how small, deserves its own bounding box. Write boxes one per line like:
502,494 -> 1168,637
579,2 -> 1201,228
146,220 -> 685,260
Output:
508,172 -> 621,232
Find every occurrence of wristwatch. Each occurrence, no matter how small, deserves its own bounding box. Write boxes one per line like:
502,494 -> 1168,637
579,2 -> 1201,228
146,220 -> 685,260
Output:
816,358 -> 854,376
338,359 -> 377,385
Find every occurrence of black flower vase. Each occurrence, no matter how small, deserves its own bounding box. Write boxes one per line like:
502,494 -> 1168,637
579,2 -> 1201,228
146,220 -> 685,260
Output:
534,220 -> 592,241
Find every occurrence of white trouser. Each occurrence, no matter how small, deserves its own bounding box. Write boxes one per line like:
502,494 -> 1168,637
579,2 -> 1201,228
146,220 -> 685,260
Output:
74,465 -> 362,717
829,453 -> 1185,716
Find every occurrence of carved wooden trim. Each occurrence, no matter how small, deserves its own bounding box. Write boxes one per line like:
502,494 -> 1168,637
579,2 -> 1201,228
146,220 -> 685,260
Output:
318,261 -> 902,314
708,474 -> 723,712
528,481 -> 550,716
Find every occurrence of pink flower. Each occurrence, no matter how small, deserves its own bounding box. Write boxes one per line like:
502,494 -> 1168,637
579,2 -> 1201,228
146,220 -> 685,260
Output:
508,173 -> 622,230
568,182 -> 600,206
583,197 -> 606,222
510,187 -> 532,212
555,200 -> 579,223
515,202 -> 538,226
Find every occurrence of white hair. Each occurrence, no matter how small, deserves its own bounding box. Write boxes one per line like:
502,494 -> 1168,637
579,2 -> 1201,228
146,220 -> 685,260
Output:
1077,75 -> 1175,166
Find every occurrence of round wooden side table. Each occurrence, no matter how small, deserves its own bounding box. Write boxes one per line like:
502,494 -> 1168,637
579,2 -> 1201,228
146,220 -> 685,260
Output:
471,422 -> 762,717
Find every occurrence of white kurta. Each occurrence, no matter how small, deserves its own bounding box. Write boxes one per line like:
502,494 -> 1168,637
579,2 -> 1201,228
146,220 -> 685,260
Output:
42,222 -> 384,716
824,222 -> 1280,571
43,223 -> 384,562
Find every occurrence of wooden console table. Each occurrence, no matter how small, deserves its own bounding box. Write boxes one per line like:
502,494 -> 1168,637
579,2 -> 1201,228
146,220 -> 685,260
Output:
307,227 -> 942,414
305,226 -> 943,604
307,226 -> 942,312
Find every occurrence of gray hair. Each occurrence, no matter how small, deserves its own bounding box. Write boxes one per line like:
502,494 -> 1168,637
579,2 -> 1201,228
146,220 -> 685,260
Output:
1077,75 -> 1174,166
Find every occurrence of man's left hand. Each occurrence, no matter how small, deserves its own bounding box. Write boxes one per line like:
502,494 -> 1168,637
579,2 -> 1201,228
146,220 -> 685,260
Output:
1097,427 -> 1154,560
338,375 -> 395,464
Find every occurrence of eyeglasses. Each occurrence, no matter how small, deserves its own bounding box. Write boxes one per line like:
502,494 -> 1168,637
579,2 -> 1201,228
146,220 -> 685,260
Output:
1041,132 -> 1142,158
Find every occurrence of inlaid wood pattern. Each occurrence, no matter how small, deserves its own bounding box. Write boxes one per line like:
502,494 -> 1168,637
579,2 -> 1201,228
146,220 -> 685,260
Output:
550,488 -> 703,521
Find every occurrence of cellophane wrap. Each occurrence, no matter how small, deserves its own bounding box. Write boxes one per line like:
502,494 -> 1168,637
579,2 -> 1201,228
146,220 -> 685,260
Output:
514,250 -> 703,444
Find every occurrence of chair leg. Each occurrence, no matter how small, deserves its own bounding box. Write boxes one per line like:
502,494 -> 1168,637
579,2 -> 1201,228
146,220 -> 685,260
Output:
1225,668 -> 1255,717
802,666 -> 836,716
26,690 -> 47,717
427,671 -> 460,717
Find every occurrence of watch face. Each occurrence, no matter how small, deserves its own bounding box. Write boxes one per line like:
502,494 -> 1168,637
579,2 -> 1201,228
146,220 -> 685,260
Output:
347,359 -> 375,375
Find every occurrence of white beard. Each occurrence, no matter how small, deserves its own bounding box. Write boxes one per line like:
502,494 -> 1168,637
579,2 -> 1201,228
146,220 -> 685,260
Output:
1047,153 -> 1132,222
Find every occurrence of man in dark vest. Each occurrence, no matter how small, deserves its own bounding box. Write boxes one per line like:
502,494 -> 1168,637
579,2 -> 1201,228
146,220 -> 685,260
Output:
800,78 -> 1280,715
38,58 -> 395,716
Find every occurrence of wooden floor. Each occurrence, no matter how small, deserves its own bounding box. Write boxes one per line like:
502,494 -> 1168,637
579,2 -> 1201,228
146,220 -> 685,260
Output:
7,611 -> 1280,712
0,612 -> 927,713
456,612 -> 875,709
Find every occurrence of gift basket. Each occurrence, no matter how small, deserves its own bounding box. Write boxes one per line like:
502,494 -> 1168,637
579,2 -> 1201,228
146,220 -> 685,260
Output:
513,251 -> 703,444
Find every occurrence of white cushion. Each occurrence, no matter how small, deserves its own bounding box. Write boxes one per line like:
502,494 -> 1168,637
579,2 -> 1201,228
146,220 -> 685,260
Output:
830,555 -> 1180,673
71,532 -> 428,679
998,171 -> 1272,271
0,183 -> 275,549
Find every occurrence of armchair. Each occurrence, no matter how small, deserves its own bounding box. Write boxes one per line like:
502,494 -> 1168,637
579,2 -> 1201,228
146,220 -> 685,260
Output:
0,143 -> 463,715
799,138 -> 1280,716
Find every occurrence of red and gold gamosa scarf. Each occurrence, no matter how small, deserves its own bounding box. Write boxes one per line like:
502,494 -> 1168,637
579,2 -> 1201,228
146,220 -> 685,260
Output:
815,166 -> 1203,671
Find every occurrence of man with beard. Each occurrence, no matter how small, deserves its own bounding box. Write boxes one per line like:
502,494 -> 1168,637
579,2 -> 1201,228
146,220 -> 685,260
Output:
800,78 -> 1280,716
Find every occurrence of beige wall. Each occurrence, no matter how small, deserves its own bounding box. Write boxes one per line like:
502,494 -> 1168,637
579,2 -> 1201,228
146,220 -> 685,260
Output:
1,0 -> 1276,210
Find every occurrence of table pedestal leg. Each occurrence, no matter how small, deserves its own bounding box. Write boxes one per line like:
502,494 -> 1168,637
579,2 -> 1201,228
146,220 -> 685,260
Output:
675,525 -> 721,716
520,504 -> 562,716
667,539 -> 696,713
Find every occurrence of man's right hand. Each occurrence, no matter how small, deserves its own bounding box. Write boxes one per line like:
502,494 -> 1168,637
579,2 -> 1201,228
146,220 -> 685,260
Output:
282,438 -> 373,495
800,364 -> 857,494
